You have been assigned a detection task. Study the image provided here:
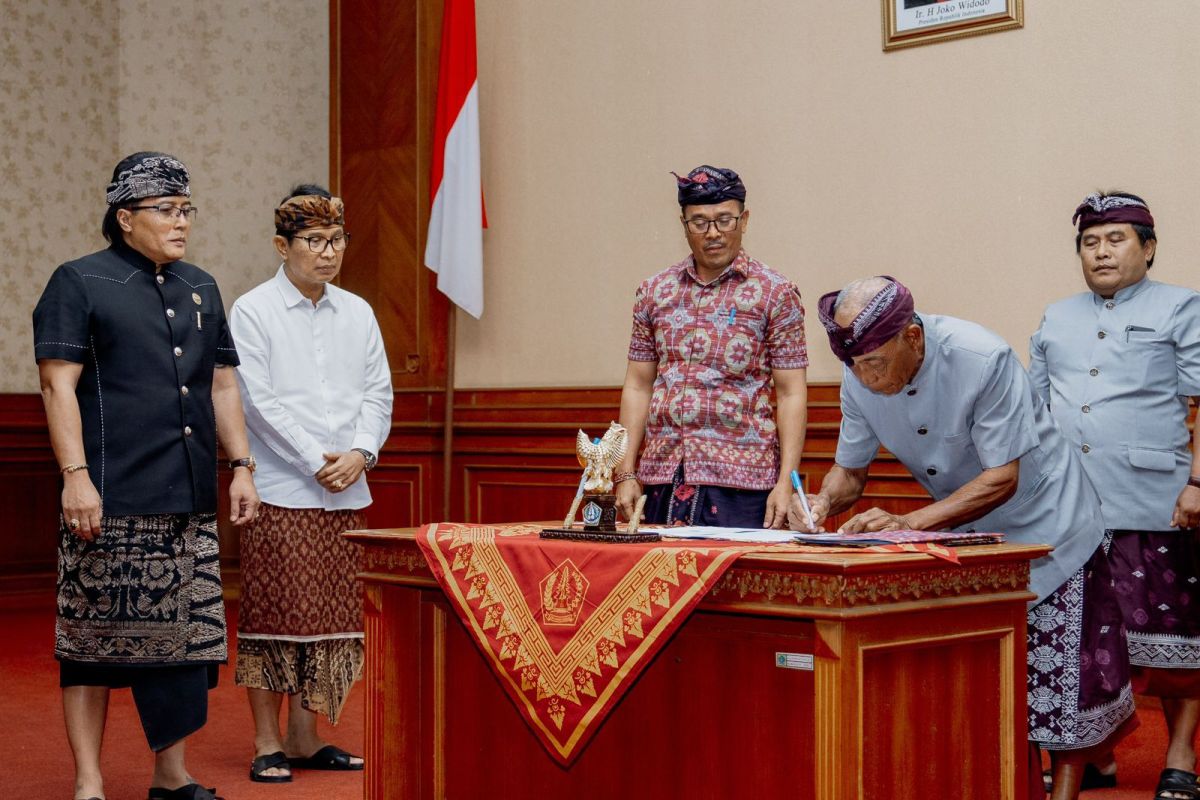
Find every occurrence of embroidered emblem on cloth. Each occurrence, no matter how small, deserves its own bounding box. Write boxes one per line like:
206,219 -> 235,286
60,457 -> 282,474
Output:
540,559 -> 589,627
416,523 -> 755,764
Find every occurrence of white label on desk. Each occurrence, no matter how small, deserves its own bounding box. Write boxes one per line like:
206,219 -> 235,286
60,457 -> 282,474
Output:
775,652 -> 813,671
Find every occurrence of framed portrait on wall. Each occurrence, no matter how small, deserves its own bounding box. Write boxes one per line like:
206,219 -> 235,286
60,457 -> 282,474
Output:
882,0 -> 1023,51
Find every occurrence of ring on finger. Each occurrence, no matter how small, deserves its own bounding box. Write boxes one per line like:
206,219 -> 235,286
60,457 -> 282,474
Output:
68,518 -> 80,530
332,479 -> 344,489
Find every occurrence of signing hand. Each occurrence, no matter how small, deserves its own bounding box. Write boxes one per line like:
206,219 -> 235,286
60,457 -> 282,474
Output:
788,493 -> 829,533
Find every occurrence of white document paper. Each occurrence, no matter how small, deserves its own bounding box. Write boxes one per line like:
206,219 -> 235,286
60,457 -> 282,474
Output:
657,526 -> 799,544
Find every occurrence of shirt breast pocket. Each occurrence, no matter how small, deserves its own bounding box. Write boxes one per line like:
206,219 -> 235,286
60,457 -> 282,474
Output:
1123,325 -> 1174,388
1127,446 -> 1177,472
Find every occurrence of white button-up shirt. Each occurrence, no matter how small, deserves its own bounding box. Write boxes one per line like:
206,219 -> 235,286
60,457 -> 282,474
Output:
230,266 -> 392,510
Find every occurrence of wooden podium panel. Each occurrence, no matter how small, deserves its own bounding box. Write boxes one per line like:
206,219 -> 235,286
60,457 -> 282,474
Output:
349,529 -> 1046,799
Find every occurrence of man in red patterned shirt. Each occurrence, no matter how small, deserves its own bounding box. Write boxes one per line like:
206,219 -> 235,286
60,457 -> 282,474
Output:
615,166 -> 809,528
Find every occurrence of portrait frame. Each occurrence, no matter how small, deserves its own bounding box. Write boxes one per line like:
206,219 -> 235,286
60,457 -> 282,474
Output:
882,0 -> 1023,52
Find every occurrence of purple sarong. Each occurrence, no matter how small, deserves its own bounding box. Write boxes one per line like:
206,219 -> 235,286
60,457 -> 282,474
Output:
1109,529 -> 1200,676
1027,537 -> 1137,750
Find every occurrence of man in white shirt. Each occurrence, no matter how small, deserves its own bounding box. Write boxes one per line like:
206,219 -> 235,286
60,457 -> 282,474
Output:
229,185 -> 392,783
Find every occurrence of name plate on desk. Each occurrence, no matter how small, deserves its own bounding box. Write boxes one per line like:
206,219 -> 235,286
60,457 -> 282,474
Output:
776,652 -> 814,671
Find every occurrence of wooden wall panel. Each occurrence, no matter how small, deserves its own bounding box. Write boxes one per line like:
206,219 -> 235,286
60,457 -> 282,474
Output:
448,384 -> 935,529
332,0 -> 449,392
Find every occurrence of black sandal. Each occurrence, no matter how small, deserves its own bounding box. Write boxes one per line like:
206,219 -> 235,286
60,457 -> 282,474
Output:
250,750 -> 292,783
290,744 -> 364,771
1155,768 -> 1200,800
146,785 -> 221,800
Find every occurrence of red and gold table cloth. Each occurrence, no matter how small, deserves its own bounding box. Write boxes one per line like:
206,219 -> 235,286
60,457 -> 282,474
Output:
415,522 -> 968,764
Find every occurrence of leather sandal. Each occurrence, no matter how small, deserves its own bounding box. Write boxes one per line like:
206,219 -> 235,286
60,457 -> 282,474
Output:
250,751 -> 292,783
290,744 -> 364,771
146,784 -> 221,800
1155,768 -> 1200,800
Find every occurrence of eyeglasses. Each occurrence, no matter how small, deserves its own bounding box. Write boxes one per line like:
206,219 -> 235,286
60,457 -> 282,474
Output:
294,233 -> 351,253
128,203 -> 199,221
682,213 -> 744,234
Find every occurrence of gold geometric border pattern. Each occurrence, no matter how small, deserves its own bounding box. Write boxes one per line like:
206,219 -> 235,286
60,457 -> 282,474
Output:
711,562 -> 1029,607
422,523 -> 749,760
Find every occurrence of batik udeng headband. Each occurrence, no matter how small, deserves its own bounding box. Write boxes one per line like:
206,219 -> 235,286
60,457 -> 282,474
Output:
106,155 -> 191,205
274,195 -> 345,233
1072,193 -> 1154,231
817,277 -> 915,366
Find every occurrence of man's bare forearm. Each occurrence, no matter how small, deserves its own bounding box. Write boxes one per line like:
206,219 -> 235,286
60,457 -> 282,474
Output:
817,464 -> 869,516
906,462 -> 1019,531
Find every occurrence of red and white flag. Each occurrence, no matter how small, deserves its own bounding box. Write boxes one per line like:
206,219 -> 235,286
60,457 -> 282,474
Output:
424,0 -> 485,319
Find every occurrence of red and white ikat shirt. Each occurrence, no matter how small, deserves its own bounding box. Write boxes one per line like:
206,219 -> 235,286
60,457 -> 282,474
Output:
627,250 -> 808,490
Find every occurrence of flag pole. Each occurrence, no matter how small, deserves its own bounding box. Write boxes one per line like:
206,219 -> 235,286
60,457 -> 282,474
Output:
441,306 -> 457,521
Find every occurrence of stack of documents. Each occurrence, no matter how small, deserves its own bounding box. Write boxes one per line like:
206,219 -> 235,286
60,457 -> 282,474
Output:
657,527 -> 1004,548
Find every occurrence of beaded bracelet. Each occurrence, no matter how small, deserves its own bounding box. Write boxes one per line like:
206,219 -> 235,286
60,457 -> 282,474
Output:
613,471 -> 639,485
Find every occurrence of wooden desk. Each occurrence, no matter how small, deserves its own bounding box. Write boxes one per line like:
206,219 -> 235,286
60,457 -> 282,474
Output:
347,527 -> 1046,800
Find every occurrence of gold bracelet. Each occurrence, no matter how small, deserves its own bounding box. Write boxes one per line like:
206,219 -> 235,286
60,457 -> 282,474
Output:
60,463 -> 89,475
614,471 -> 639,485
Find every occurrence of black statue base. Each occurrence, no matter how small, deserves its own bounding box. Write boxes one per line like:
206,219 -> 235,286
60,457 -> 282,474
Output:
540,527 -> 662,543
540,493 -> 660,542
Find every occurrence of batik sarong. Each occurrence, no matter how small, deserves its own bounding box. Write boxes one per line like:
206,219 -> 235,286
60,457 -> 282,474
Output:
643,465 -> 771,526
56,512 -> 227,664
1027,537 -> 1137,750
235,503 -> 366,722
1108,529 -> 1200,696
235,638 -> 364,723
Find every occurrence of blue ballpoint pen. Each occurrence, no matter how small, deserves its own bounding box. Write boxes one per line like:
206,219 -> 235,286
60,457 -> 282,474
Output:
790,469 -> 815,530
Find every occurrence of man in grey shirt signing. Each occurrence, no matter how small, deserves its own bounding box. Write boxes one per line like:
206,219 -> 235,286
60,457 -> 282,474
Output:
1031,191 -> 1200,799
791,276 -> 1135,800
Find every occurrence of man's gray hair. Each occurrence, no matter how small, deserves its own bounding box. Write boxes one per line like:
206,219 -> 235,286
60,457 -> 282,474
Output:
833,277 -> 894,320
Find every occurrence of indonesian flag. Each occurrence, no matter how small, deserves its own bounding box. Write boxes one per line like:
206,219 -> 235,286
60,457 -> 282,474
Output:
424,0 -> 485,319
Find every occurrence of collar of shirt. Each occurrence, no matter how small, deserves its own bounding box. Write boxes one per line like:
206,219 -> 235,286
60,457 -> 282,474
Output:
900,314 -> 934,394
1091,275 -> 1151,308
682,248 -> 752,286
114,244 -> 172,274
272,264 -> 340,311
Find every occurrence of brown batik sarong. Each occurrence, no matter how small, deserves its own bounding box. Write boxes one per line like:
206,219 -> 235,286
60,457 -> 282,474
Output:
236,503 -> 365,721
235,638 -> 364,723
56,513 -> 227,664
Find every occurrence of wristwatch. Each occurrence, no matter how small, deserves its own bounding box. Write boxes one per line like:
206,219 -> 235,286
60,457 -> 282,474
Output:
353,448 -> 378,471
1189,475 -> 1200,490
228,455 -> 257,473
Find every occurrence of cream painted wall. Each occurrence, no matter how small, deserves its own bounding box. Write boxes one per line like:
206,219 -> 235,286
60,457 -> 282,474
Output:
0,0 -> 119,392
461,1 -> 1200,387
2,0 -> 327,393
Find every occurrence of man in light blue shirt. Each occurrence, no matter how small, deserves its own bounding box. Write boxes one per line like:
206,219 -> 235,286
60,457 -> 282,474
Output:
1031,191 -> 1200,797
792,276 -> 1135,800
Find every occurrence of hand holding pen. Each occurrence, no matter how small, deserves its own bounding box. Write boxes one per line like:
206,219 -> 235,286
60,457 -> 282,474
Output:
788,470 -> 829,532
